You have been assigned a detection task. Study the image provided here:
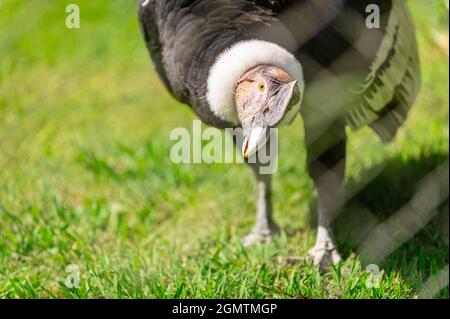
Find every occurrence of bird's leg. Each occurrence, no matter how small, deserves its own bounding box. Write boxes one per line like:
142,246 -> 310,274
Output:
230,130 -> 279,247
306,138 -> 346,271
308,164 -> 344,270
242,162 -> 279,247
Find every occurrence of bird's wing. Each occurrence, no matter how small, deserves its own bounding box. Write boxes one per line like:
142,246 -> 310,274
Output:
279,0 -> 420,141
344,1 -> 421,141
250,0 -> 295,12
137,0 -> 276,124
138,0 -> 174,95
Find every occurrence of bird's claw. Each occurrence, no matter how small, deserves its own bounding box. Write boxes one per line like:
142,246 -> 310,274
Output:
307,240 -> 341,272
242,232 -> 272,247
242,223 -> 279,247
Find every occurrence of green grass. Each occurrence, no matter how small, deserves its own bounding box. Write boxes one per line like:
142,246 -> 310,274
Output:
0,0 -> 448,299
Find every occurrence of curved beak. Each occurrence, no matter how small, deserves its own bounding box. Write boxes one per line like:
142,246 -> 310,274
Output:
242,126 -> 269,158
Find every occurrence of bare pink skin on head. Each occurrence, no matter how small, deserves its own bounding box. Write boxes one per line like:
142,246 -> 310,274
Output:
235,65 -> 300,157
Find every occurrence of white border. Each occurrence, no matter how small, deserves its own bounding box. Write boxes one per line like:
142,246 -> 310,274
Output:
206,40 -> 304,125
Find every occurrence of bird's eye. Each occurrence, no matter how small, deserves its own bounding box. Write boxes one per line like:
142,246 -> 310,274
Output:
258,82 -> 265,92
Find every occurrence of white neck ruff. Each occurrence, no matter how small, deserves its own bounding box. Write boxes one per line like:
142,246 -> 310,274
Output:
206,40 -> 304,125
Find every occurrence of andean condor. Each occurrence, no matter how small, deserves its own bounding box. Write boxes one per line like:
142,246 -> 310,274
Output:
138,0 -> 420,269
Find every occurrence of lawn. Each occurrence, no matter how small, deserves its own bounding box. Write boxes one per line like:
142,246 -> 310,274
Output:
0,0 -> 448,298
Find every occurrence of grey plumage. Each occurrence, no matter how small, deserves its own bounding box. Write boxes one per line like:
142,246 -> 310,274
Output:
137,0 -> 421,268
138,0 -> 275,127
138,0 -> 420,140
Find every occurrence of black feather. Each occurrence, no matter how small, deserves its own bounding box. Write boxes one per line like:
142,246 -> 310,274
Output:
138,0 -> 420,139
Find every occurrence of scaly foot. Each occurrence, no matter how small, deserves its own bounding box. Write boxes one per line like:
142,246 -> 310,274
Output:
307,239 -> 341,272
242,223 -> 280,247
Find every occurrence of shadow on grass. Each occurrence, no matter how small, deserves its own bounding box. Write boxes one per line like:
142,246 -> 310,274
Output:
308,151 -> 449,296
